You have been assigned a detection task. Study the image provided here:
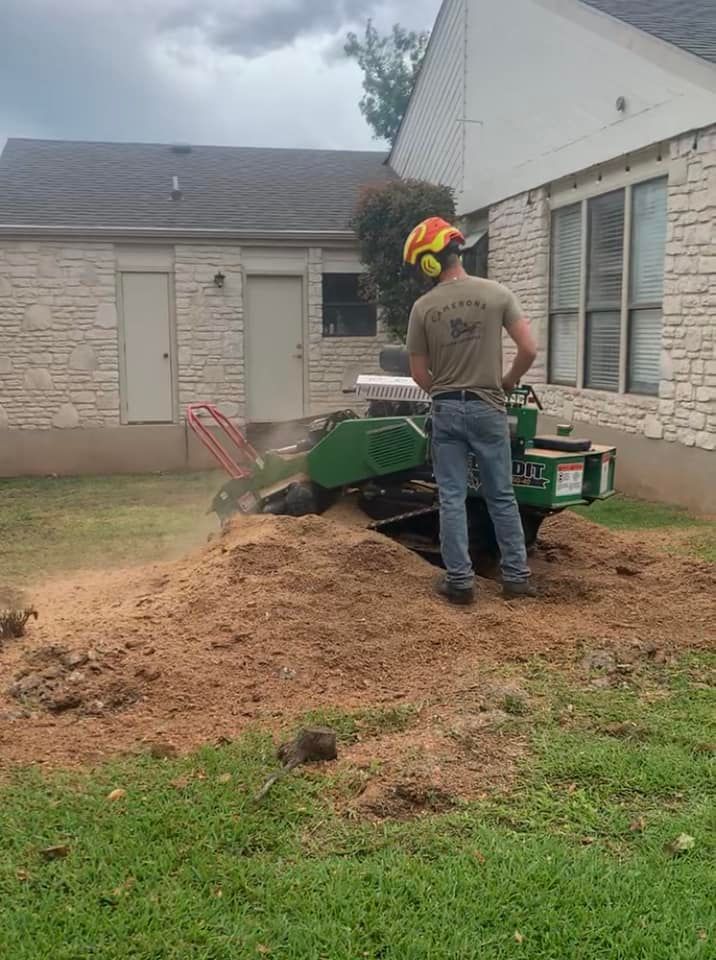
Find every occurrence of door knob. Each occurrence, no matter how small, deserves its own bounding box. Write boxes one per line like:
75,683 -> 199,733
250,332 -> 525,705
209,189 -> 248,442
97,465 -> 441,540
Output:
293,343 -> 304,359
163,352 -> 169,359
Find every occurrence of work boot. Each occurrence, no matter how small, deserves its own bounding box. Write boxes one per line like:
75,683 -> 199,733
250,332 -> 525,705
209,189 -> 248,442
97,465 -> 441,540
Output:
503,579 -> 537,600
434,574 -> 475,606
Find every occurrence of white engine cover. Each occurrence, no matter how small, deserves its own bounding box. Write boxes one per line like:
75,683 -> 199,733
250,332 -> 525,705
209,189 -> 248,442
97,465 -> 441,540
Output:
355,375 -> 429,404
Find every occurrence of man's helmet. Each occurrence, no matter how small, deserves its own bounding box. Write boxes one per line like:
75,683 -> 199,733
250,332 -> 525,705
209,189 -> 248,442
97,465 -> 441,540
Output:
403,217 -> 465,279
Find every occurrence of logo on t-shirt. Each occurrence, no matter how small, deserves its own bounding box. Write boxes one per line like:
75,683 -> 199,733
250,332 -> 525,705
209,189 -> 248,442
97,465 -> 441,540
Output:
429,299 -> 488,324
449,317 -> 480,340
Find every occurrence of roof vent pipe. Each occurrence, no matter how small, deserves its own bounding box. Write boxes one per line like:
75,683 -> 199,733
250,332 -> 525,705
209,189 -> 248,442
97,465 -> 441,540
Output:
171,175 -> 182,201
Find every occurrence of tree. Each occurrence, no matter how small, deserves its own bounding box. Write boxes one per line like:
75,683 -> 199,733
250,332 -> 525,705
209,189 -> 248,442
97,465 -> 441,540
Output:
352,179 -> 456,340
345,20 -> 429,144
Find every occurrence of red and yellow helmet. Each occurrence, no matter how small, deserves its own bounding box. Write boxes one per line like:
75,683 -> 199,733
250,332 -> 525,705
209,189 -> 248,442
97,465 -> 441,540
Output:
403,217 -> 465,278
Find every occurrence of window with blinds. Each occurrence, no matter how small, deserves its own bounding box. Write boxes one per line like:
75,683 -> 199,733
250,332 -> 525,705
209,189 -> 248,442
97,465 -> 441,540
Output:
629,179 -> 667,394
585,189 -> 624,391
548,175 -> 667,395
549,204 -> 581,385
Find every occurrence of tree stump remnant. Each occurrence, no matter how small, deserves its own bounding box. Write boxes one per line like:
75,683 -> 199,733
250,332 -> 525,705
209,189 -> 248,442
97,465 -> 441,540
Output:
256,726 -> 337,801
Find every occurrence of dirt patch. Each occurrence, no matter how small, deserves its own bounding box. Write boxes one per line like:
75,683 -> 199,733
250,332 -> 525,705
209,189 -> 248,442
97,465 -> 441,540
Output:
332,716 -> 528,820
6,644 -> 142,716
0,511 -> 713,769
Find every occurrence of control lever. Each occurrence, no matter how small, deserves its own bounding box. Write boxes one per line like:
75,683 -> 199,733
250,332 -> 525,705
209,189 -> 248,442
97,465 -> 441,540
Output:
526,386 -> 544,410
507,384 -> 544,411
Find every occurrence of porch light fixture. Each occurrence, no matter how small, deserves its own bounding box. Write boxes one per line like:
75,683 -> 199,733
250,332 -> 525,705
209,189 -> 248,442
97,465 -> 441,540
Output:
213,270 -> 226,289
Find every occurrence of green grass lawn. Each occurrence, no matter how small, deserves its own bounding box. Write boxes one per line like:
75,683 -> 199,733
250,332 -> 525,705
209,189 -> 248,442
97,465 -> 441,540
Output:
573,496 -> 715,562
0,472 -> 219,583
1,657 -> 714,959
0,479 -> 714,958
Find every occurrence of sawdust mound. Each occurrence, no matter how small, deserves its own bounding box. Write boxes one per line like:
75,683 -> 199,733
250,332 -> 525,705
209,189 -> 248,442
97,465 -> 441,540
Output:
0,511 -> 713,770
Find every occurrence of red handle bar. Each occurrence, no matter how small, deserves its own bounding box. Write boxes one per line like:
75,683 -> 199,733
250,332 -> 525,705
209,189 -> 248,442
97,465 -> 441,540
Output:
186,403 -> 262,479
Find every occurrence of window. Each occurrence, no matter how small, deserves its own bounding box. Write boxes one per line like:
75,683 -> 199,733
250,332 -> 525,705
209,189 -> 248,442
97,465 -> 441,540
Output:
629,179 -> 667,394
549,204 -> 581,385
586,189 -> 624,391
463,232 -> 489,278
322,273 -> 377,337
548,176 -> 667,395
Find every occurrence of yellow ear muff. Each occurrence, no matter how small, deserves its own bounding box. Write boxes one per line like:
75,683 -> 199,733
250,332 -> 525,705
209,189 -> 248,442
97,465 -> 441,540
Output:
420,253 -> 442,278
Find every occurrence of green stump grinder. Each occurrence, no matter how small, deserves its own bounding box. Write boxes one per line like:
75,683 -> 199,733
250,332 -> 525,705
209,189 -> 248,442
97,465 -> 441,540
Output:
187,348 -> 616,568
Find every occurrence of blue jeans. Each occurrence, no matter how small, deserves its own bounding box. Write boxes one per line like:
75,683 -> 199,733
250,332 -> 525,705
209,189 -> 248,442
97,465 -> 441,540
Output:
431,399 -> 530,589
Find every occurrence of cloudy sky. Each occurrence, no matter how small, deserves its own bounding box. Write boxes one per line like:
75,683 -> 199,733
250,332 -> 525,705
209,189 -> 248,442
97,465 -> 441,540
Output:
0,0 -> 440,153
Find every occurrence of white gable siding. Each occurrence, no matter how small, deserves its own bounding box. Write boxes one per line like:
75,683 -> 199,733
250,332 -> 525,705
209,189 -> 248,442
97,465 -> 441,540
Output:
390,0 -> 466,192
459,0 -> 716,212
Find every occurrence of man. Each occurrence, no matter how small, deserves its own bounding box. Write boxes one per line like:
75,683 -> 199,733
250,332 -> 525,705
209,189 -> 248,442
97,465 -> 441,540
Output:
404,216 -> 538,605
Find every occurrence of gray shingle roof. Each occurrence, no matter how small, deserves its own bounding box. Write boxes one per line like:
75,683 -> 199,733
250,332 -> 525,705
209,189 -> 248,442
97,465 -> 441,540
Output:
0,139 -> 392,233
581,0 -> 716,65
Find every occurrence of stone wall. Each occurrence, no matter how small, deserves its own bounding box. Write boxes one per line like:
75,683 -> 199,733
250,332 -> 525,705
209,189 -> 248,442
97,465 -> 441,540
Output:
0,241 -> 119,430
306,247 -> 389,415
0,239 -> 383,434
174,244 -> 244,419
488,188 -> 549,384
488,127 -> 716,454
659,126 -> 716,451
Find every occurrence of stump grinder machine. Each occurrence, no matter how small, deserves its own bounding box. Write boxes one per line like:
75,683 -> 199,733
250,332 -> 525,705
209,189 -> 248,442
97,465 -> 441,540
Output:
188,348 -> 616,567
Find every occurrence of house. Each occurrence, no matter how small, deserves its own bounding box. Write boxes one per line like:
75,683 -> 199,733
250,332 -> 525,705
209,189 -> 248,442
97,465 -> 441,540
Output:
390,0 -> 716,511
0,139 -> 391,474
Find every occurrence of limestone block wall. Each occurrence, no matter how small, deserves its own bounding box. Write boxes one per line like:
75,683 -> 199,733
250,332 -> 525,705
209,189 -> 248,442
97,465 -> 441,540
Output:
488,126 -> 716,453
659,126 -> 716,450
306,247 -> 389,415
0,241 -> 119,430
174,244 -> 244,418
488,188 -> 549,385
0,239 -> 384,433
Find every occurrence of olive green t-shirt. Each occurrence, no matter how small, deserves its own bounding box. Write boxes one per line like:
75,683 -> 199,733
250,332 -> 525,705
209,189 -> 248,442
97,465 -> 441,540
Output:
406,277 -> 523,408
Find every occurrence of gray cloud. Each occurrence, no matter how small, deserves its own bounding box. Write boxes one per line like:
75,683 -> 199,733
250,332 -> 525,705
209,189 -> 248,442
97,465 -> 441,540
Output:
0,0 -> 440,151
0,1 -> 189,142
161,0 -> 378,58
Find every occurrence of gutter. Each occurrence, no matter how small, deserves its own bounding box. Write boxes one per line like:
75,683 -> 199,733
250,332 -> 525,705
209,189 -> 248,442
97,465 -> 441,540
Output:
0,224 -> 357,243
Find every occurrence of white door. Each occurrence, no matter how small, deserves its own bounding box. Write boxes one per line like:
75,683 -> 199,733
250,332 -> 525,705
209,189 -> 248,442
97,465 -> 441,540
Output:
120,272 -> 174,423
246,275 -> 304,421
